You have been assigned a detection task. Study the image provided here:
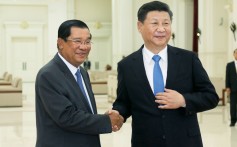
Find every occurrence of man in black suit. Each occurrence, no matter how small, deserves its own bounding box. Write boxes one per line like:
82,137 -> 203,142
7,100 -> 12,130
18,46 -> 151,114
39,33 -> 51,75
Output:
83,57 -> 91,70
226,48 -> 237,127
35,19 -> 123,147
112,1 -> 219,147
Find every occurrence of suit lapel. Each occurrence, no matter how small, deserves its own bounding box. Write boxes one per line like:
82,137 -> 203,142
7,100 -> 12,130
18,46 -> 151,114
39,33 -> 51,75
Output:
53,54 -> 76,84
166,45 -> 182,88
130,45 -> 181,94
53,54 -> 95,114
131,47 -> 155,99
80,67 -> 97,114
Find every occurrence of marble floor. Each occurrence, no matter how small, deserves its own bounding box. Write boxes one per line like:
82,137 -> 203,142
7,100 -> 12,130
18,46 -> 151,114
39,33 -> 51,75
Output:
0,93 -> 236,147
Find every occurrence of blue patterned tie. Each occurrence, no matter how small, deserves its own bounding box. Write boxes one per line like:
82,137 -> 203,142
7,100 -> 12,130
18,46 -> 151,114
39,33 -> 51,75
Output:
152,55 -> 164,95
75,69 -> 94,113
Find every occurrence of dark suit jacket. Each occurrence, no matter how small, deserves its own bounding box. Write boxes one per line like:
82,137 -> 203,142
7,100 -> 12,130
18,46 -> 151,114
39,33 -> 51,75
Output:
35,54 -> 112,147
113,45 -> 219,147
83,60 -> 91,70
226,61 -> 237,92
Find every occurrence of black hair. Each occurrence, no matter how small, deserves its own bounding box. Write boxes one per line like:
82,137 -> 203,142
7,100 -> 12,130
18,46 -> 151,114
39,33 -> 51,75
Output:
137,1 -> 173,23
58,19 -> 91,41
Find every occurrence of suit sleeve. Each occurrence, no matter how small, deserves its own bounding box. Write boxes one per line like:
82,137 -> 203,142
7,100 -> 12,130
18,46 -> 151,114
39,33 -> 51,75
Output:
112,62 -> 132,121
225,63 -> 230,88
183,53 -> 219,114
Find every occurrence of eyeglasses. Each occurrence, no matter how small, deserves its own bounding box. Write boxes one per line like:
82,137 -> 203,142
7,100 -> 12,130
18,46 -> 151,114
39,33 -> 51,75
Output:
66,38 -> 93,46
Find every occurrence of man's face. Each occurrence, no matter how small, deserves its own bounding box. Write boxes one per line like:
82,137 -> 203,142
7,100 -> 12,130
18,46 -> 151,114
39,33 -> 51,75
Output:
137,11 -> 172,51
57,27 -> 92,67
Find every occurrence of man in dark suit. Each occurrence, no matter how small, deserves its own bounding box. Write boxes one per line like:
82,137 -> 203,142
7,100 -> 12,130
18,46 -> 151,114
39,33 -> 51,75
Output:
112,1 -> 219,147
226,48 -> 237,127
83,57 -> 91,70
35,19 -> 123,147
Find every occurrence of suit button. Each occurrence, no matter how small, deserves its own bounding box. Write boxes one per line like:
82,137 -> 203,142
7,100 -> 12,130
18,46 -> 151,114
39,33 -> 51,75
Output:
162,135 -> 166,139
162,115 -> 165,118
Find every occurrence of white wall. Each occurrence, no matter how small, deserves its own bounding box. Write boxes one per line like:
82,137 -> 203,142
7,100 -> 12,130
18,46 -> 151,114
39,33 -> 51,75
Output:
75,0 -> 112,71
0,0 -> 69,81
199,0 -> 229,78
0,1 -> 48,81
75,0 -> 111,22
0,0 -> 235,81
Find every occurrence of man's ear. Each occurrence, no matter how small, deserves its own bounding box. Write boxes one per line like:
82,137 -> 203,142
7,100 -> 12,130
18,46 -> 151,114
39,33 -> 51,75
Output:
137,21 -> 143,33
57,38 -> 64,50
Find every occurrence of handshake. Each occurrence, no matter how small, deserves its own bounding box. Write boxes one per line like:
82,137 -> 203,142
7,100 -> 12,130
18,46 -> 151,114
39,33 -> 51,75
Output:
105,110 -> 124,132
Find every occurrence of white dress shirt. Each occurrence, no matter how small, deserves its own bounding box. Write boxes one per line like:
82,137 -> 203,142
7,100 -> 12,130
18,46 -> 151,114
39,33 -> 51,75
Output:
142,46 -> 168,93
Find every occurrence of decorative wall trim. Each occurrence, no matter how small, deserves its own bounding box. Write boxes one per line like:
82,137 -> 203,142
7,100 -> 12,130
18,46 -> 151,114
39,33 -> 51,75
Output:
4,21 -> 45,81
87,22 -> 112,38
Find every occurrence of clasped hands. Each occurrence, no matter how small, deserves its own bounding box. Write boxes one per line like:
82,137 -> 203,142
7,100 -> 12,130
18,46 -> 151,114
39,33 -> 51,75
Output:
155,88 -> 186,109
105,110 -> 124,132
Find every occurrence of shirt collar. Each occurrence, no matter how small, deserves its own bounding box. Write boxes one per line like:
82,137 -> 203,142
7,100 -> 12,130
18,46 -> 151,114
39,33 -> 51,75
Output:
58,52 -> 79,75
143,45 -> 168,64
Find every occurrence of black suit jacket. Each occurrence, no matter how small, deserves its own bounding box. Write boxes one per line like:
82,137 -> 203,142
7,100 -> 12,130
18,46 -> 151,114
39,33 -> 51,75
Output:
113,45 -> 219,147
226,61 -> 237,92
35,54 -> 112,147
83,60 -> 91,70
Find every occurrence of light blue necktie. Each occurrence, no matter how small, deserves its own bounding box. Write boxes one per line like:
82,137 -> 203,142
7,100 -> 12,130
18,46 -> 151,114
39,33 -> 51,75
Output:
75,69 -> 94,113
152,55 -> 164,95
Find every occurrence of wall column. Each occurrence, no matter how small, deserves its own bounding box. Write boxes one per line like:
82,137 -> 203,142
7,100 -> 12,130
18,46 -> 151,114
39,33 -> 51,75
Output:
47,0 -> 68,59
112,0 -> 133,69
227,0 -> 237,61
